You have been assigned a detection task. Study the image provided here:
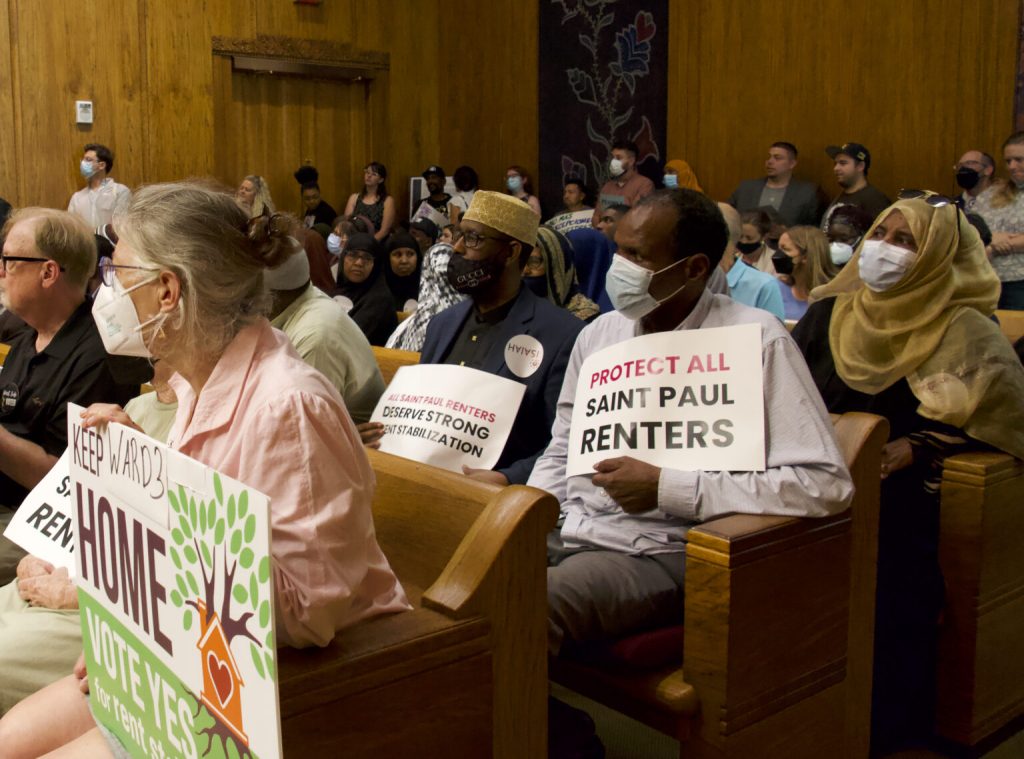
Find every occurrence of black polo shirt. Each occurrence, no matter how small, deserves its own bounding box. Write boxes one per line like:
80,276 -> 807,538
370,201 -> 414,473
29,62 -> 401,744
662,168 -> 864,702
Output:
0,299 -> 141,506
442,295 -> 517,369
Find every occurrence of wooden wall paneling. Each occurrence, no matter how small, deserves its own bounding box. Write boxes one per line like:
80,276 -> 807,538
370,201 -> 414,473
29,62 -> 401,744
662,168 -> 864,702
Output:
0,0 -> 19,206
12,0 -> 147,209
437,0 -> 538,198
254,0 -> 352,43
667,0 -> 1020,207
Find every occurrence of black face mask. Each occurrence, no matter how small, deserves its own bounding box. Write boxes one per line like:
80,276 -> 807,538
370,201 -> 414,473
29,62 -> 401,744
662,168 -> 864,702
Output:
523,275 -> 548,298
736,240 -> 762,255
446,251 -> 506,294
771,250 -> 795,275
956,167 -> 981,191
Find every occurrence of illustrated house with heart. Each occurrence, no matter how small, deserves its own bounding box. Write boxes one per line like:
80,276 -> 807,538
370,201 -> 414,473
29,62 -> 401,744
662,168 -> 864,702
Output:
196,600 -> 248,745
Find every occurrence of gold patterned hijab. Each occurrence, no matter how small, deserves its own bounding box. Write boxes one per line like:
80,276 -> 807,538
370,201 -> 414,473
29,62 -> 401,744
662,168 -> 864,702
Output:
811,196 -> 1024,459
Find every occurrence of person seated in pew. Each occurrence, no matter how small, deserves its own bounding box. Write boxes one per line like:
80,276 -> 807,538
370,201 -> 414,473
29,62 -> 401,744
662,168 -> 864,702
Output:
0,209 -> 141,584
716,202 -> 785,320
773,225 -> 837,321
0,182 -> 410,758
382,228 -> 423,312
384,238 -> 466,352
333,232 -> 398,346
0,360 -> 177,716
365,191 -> 585,486
268,244 -> 385,424
524,226 -> 600,322
791,191 -> 1024,752
527,188 -> 853,656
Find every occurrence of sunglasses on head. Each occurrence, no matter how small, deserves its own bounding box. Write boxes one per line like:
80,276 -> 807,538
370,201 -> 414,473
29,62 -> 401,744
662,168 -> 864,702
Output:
897,188 -> 957,208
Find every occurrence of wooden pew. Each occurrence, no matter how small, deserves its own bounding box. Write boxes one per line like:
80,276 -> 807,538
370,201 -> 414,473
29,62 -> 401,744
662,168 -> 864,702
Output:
934,452 -> 1024,748
276,449 -> 558,758
551,412 -> 888,758
995,309 -> 1024,344
372,345 -> 420,384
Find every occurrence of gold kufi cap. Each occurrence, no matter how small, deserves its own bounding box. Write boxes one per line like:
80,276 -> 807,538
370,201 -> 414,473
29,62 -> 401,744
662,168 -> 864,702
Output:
462,190 -> 539,247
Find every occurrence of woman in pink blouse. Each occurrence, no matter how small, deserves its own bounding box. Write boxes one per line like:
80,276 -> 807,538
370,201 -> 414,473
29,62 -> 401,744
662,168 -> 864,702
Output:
0,182 -> 409,758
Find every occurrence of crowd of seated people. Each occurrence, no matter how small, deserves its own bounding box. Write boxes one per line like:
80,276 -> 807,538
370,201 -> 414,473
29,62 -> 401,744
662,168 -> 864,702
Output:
0,128 -> 1023,758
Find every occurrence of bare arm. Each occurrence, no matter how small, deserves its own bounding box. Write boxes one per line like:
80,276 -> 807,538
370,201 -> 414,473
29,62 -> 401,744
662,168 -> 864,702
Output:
343,193 -> 358,216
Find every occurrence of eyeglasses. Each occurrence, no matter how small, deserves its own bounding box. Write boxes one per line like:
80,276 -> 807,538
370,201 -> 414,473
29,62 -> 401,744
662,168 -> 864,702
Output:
98,256 -> 158,287
461,230 -> 505,250
344,251 -> 375,263
1,255 -> 65,272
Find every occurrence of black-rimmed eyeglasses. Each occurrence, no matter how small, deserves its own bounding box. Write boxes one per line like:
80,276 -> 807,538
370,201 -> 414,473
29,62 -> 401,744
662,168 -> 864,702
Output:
1,255 -> 65,272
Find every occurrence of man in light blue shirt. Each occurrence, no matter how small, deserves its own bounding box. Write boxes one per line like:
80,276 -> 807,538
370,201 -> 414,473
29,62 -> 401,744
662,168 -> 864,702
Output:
718,202 -> 785,321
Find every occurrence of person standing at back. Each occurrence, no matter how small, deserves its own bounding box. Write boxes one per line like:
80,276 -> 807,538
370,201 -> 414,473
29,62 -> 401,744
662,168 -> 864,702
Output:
822,143 -> 891,226
727,141 -> 825,226
67,143 -> 131,231
591,140 -> 654,226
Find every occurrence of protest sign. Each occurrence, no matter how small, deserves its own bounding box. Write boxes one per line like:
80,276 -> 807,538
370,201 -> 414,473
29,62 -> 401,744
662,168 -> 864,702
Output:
3,450 -> 75,573
69,403 -> 282,759
566,324 -> 765,477
370,364 -> 526,473
546,209 -> 595,235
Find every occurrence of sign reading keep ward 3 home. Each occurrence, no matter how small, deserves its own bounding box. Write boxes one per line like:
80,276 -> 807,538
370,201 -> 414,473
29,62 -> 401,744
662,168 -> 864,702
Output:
68,403 -> 282,759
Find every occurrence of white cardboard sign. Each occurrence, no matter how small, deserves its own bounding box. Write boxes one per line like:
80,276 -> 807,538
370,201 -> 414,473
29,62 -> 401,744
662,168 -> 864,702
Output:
3,450 -> 76,574
566,324 -> 766,477
370,364 -> 526,473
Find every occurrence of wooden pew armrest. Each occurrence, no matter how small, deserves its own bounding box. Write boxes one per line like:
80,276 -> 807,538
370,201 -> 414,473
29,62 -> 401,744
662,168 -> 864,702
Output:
422,484 -> 559,617
687,511 -> 849,568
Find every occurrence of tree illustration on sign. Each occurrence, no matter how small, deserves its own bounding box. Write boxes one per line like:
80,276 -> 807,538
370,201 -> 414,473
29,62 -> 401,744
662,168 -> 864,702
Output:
168,474 -> 274,759
553,0 -> 661,188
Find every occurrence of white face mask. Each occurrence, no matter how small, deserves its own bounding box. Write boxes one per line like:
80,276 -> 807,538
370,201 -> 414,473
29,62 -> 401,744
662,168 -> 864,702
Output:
605,255 -> 688,320
857,239 -> 917,292
829,241 -> 854,266
327,233 -> 343,256
609,158 -> 625,177
92,274 -> 166,357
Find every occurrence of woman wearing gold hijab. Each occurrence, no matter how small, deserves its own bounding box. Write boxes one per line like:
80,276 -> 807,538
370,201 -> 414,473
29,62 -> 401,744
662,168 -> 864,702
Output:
661,159 -> 702,192
793,192 -> 1024,752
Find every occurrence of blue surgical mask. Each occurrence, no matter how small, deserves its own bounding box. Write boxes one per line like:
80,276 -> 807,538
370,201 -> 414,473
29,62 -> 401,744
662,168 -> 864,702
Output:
80,160 -> 97,179
605,255 -> 688,320
327,233 -> 343,256
506,176 -> 523,193
663,174 -> 679,188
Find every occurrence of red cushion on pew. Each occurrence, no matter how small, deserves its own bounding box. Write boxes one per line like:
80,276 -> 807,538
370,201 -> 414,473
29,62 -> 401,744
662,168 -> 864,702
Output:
603,625 -> 685,669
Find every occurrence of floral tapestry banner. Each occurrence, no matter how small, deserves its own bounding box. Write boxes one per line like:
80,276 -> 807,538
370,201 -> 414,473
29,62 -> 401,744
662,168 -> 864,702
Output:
539,0 -> 668,218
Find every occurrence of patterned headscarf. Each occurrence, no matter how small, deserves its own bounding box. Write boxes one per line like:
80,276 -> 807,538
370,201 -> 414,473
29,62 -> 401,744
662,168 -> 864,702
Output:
386,242 -> 467,351
534,227 -> 600,321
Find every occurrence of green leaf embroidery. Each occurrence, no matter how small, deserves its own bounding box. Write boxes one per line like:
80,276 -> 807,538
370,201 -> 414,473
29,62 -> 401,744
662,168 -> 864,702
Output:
238,490 -> 249,519
170,589 -> 182,608
249,573 -> 258,607
168,489 -> 180,514
199,497 -> 207,533
214,519 -> 225,544
213,473 -> 224,505
239,547 -> 254,570
183,609 -> 193,631
227,494 -> 236,527
201,541 -> 213,568
232,584 -> 248,604
185,570 -> 199,595
259,600 -> 270,628
183,544 -> 197,564
264,650 -> 276,679
258,556 -> 270,583
169,547 -> 182,570
230,529 -> 242,554
243,513 -> 256,543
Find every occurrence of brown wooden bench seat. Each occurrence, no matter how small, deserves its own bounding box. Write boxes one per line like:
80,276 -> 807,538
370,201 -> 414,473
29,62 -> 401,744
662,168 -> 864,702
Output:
551,411 -> 888,758
277,449 -> 558,758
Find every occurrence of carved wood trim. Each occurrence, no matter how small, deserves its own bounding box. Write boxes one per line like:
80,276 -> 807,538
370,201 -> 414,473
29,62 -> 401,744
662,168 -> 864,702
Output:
212,34 -> 389,78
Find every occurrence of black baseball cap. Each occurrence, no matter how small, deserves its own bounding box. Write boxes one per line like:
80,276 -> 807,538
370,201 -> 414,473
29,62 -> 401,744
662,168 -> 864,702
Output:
826,143 -> 871,170
422,165 -> 446,180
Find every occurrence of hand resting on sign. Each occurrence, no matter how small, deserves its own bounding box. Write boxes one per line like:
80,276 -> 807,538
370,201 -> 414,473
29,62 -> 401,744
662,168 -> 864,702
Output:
462,466 -> 509,486
357,421 -> 385,449
79,403 -> 144,434
15,556 -> 78,609
592,456 -> 661,514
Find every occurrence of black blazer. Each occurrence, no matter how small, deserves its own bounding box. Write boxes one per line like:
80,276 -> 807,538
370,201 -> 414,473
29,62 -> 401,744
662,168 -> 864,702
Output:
420,286 -> 585,484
